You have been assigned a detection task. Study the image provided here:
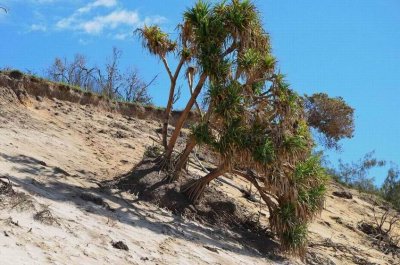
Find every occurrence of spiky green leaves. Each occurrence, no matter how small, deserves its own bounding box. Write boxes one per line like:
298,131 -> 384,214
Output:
281,222 -> 308,256
135,26 -> 176,57
284,135 -> 308,152
226,0 -> 258,31
262,54 -> 276,71
191,122 -> 214,145
294,155 -> 328,216
184,1 -> 227,75
269,155 -> 327,256
284,121 -> 311,153
183,0 -> 273,78
253,137 -> 275,164
184,1 -> 213,37
294,155 -> 326,183
238,48 -> 261,77
270,202 -> 308,256
275,202 -> 297,228
298,184 -> 326,213
214,118 -> 246,155
212,81 -> 244,119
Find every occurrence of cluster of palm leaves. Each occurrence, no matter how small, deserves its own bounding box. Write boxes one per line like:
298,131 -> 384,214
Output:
136,0 -> 329,257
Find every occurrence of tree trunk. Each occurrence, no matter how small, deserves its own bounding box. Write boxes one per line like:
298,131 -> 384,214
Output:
164,73 -> 207,160
182,162 -> 227,202
170,101 -> 213,180
160,57 -> 184,150
169,137 -> 197,182
161,79 -> 177,149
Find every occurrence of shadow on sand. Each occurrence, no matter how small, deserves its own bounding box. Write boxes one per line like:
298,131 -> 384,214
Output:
0,152 -> 285,262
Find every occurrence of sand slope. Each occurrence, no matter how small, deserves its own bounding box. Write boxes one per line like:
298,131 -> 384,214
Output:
0,82 -> 398,265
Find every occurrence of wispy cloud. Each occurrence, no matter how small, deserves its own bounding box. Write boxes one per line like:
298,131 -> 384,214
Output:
80,10 -> 139,34
27,0 -> 56,4
29,24 -> 47,32
55,0 -> 166,39
77,0 -> 117,14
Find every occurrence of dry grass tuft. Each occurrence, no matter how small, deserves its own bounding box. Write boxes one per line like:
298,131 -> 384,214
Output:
34,208 -> 60,226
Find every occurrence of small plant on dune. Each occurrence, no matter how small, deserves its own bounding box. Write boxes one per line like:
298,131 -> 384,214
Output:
7,69 -> 24,80
144,145 -> 163,159
136,0 -> 354,257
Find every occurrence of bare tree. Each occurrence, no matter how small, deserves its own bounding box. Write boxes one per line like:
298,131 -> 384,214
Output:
46,54 -> 97,91
334,151 -> 386,189
47,57 -> 67,82
122,68 -> 155,104
46,48 -> 153,104
97,47 -> 124,99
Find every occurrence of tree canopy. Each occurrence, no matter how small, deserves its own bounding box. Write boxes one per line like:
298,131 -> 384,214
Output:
304,93 -> 354,149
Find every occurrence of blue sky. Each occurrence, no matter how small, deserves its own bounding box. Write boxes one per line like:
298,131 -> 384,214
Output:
1,0 -> 399,185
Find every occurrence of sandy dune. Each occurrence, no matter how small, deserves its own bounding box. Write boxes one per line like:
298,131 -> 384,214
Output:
0,88 -> 276,265
0,80 -> 398,264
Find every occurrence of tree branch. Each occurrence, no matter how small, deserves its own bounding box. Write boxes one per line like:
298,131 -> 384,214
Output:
222,42 -> 237,57
233,169 -> 278,213
161,56 -> 174,81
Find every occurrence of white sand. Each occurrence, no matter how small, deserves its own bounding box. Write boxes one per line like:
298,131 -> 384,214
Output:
0,86 -> 398,264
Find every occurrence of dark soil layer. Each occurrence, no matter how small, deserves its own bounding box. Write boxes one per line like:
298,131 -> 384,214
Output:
108,157 -> 282,258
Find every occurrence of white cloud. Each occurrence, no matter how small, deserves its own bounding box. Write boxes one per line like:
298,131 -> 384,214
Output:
77,0 -> 117,14
142,15 -> 167,26
29,24 -> 47,32
56,0 -> 117,29
80,10 -> 139,34
54,0 -> 166,38
113,32 -> 130,40
56,15 -> 76,29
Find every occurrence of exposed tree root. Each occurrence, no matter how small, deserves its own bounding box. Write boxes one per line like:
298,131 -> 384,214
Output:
181,162 -> 227,202
181,177 -> 209,202
169,137 -> 197,182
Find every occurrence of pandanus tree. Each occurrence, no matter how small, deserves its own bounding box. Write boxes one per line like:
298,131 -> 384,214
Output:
181,71 -> 328,256
136,0 -> 271,165
171,0 -> 276,179
136,0 -> 350,257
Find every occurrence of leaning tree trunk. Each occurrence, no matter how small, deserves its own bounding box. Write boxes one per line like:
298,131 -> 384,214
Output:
164,73 -> 207,160
161,57 -> 185,150
169,137 -> 197,182
169,99 -> 213,180
161,79 -> 176,149
181,162 -> 227,202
